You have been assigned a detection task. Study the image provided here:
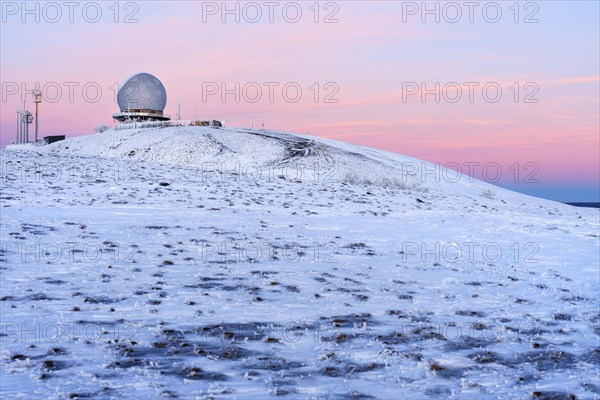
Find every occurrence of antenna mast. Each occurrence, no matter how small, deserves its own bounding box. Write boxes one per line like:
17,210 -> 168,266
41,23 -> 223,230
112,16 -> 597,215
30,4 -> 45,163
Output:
33,89 -> 42,143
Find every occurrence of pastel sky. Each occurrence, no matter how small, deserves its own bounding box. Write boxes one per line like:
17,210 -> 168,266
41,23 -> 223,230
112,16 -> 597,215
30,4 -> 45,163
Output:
1,1 -> 598,202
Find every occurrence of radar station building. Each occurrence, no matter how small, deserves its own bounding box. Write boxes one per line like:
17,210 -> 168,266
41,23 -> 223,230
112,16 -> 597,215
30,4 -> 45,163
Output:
112,72 -> 171,122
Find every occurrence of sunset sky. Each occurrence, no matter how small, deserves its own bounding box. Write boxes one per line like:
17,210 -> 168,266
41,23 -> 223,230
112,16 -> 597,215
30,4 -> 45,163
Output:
1,1 -> 598,201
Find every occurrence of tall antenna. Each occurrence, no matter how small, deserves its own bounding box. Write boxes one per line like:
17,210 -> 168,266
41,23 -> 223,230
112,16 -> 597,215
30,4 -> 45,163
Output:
22,98 -> 27,143
177,98 -> 182,121
33,89 -> 42,143
15,109 -> 20,144
17,110 -> 33,144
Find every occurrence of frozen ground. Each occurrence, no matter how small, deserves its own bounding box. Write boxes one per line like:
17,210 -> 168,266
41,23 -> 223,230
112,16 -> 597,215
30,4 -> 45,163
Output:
1,127 -> 598,399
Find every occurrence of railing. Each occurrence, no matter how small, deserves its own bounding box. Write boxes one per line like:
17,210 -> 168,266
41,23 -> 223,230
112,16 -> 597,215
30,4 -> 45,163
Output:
114,120 -> 221,131
114,121 -> 172,130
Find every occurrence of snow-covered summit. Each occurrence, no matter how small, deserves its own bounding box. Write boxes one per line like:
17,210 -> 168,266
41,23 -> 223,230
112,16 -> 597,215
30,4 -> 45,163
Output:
6,126 -> 573,209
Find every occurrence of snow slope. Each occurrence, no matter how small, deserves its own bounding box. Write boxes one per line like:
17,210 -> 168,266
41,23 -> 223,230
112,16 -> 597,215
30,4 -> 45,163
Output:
6,126 -> 551,203
1,127 -> 598,399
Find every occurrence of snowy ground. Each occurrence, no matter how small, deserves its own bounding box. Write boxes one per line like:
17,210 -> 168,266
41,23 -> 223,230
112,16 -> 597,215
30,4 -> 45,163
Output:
1,127 -> 598,399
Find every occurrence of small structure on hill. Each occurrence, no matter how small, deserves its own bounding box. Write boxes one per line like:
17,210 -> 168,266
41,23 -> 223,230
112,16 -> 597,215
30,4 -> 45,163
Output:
43,135 -> 65,144
191,120 -> 222,127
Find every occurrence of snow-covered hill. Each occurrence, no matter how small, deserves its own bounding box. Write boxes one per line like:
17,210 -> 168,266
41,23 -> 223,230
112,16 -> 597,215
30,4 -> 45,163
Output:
1,127 -> 598,399
5,126 -> 550,203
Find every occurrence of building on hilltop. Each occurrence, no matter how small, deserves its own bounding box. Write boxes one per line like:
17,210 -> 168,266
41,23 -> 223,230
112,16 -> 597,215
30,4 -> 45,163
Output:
112,72 -> 223,129
112,72 -> 171,122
